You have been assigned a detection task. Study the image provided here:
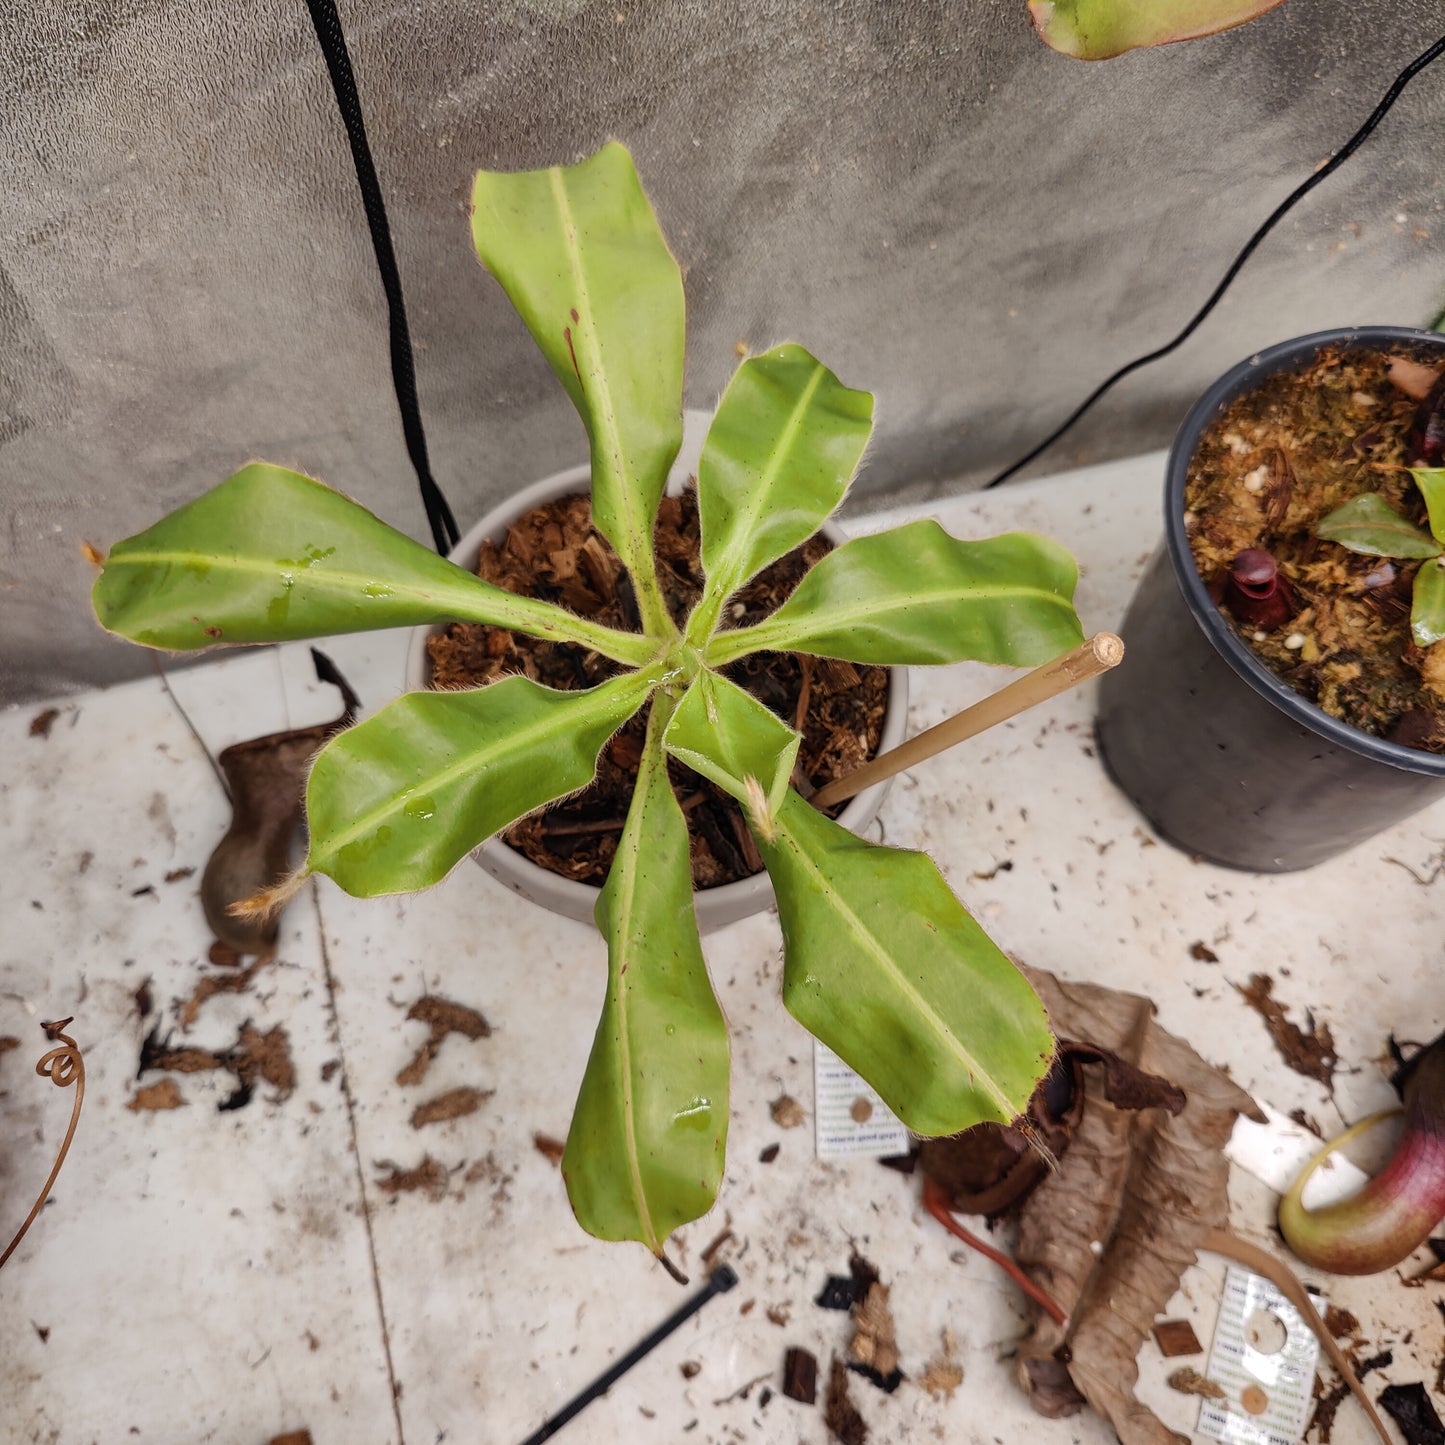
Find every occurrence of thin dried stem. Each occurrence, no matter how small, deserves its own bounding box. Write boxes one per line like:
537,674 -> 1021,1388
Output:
0,1019 -> 86,1271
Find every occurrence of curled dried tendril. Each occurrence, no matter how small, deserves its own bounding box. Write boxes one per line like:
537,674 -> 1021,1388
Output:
0,1018 -> 86,1271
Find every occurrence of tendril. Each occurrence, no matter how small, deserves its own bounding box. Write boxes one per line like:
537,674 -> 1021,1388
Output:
0,1018 -> 86,1271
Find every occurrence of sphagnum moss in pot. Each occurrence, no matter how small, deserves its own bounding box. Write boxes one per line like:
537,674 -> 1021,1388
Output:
90,142 -> 1086,1269
1098,326 -> 1445,872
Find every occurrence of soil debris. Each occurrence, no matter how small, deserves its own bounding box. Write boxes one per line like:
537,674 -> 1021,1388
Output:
128,1079 -> 186,1112
1324,1305 -> 1361,1340
1152,1320 -> 1202,1358
1379,1382 -> 1445,1445
409,1086 -> 491,1129
680,1360 -> 701,1380
1189,941 -> 1220,963
374,1156 -> 449,1201
759,1142 -> 780,1163
139,1020 -> 296,1111
918,1329 -> 963,1400
848,1279 -> 900,1386
1236,973 -> 1337,1088
766,1304 -> 790,1327
268,1433 -> 314,1445
164,867 -> 195,884
782,1347 -> 818,1404
1310,1347 -> 1393,1443
1291,1108 -> 1325,1138
179,952 -> 275,1031
770,1094 -> 805,1128
29,708 -> 59,738
397,995 -> 491,1086
849,1096 -> 873,1123
532,1132 -> 566,1165
699,1226 -> 734,1274
0,1036 -> 19,1068
1167,1366 -> 1226,1401
824,1357 -> 868,1445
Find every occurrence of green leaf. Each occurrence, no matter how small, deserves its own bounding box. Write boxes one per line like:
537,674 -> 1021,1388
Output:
91,463 -> 655,665
1029,0 -> 1286,60
757,793 -> 1052,1134
1411,468 -> 1445,546
1317,493 -> 1442,559
1413,558 -> 1445,647
563,701 -> 729,1258
664,670 -> 801,822
471,144 -> 684,637
707,520 -> 1084,667
686,345 -> 873,644
303,670 -> 655,897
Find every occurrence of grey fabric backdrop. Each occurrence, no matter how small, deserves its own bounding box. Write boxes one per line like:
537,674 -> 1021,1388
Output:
3,0 -> 1443,703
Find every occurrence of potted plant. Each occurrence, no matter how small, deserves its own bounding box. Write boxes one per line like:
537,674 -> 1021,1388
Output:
1098,326 -> 1445,872
91,142 -> 1086,1269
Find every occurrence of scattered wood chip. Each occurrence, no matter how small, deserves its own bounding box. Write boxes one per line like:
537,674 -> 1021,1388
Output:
770,1094 -> 805,1128
178,952 -> 274,1030
1189,941 -> 1219,963
1152,1319 -> 1202,1357
164,867 -> 195,883
397,995 -> 491,1086
782,1347 -> 818,1404
29,707 -> 59,738
824,1357 -> 868,1445
1324,1305 -> 1361,1340
128,1079 -> 186,1112
409,1086 -> 491,1129
1167,1366 -> 1226,1400
533,1132 -> 566,1165
138,1020 -> 295,1110
1236,973 -> 1337,1088
849,1281 -> 900,1379
700,1225 -> 734,1273
918,1329 -> 964,1400
374,1156 -> 449,1201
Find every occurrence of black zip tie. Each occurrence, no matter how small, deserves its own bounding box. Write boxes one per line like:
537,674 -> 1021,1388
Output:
517,1264 -> 739,1445
301,0 -> 460,553
985,28 -> 1445,490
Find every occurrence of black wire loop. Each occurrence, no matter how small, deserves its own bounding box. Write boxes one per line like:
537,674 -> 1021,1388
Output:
986,29 -> 1445,489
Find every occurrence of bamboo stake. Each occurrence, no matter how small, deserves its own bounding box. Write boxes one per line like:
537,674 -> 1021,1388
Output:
810,632 -> 1125,810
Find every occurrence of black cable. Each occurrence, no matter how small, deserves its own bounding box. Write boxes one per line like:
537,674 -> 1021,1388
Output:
985,28 -> 1445,489
301,0 -> 461,552
517,1266 -> 739,1444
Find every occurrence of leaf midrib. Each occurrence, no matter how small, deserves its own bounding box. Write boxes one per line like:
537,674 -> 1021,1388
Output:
708,358 -> 828,595
549,167 -> 645,571
722,580 -> 1077,656
777,818 -> 1019,1123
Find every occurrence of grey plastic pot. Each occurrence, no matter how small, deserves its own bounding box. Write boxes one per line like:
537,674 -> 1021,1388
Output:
405,462 -> 908,931
1096,326 -> 1445,872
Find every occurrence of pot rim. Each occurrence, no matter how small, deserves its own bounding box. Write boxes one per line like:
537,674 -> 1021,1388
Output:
1164,324 -> 1445,779
404,461 -> 909,926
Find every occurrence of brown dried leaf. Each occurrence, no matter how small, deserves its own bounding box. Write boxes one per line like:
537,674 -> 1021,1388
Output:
1013,967 -> 1263,1445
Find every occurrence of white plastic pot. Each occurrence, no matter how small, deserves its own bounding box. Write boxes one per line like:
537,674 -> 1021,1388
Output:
404,459 -> 908,932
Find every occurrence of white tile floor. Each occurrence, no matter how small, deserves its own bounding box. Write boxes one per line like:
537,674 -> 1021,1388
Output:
3,454 -> 1443,1445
